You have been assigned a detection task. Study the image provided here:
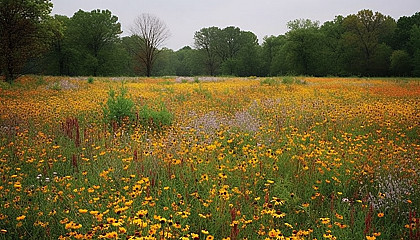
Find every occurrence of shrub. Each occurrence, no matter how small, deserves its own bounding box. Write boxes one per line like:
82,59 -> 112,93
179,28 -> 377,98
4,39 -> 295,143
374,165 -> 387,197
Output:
193,85 -> 212,99
36,76 -> 46,85
87,77 -> 94,84
138,103 -> 173,130
102,86 -> 135,125
0,80 -> 11,89
260,78 -> 279,86
294,78 -> 307,84
50,81 -> 62,91
281,76 -> 294,84
158,80 -> 174,85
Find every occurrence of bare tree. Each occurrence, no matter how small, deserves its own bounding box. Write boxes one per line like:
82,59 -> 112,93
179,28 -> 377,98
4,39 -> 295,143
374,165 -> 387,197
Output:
130,13 -> 170,77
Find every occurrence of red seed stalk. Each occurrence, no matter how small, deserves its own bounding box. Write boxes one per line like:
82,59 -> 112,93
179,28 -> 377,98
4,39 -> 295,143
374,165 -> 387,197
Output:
264,190 -> 269,204
133,148 -> 138,162
364,204 -> 374,235
230,207 -> 239,240
72,154 -> 78,173
330,193 -> 335,212
75,119 -> 80,147
62,117 -> 81,147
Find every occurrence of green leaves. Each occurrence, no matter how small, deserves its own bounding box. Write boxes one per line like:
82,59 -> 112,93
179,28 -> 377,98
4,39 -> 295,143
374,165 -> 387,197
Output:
102,85 -> 135,125
66,9 -> 122,76
194,26 -> 261,76
101,85 -> 174,130
138,103 -> 173,131
390,50 -> 412,76
0,0 -> 53,82
342,9 -> 396,76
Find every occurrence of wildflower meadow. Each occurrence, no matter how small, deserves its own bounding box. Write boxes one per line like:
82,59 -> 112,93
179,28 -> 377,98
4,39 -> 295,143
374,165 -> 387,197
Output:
0,76 -> 419,240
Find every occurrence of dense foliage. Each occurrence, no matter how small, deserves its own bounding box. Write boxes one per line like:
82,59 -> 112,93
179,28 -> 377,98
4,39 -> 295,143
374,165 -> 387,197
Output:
102,85 -> 135,125
1,5 -> 420,78
0,0 -> 53,82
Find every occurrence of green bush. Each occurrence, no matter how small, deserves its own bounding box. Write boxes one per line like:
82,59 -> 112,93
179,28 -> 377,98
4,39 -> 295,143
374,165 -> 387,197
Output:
50,81 -> 62,91
87,77 -> 94,84
193,85 -> 212,99
294,78 -> 307,84
36,76 -> 46,85
138,103 -> 173,130
282,76 -> 294,84
102,86 -> 135,125
158,80 -> 174,85
260,78 -> 279,86
0,80 -> 12,89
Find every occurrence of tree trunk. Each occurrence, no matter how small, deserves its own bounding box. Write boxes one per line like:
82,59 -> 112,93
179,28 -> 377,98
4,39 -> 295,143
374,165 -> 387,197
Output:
5,59 -> 14,83
146,62 -> 151,77
5,71 -> 14,84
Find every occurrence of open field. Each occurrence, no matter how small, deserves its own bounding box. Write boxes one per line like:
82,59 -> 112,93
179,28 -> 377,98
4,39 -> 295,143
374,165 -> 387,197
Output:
0,76 -> 419,239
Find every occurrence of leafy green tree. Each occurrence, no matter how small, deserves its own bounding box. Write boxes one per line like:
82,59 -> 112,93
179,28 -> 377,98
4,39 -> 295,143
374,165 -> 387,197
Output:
392,12 -> 420,51
287,18 -> 320,31
221,27 -> 242,60
194,27 -> 222,76
152,48 -> 177,76
234,31 -> 261,76
319,16 -> 347,76
194,26 -> 263,76
67,9 -> 122,76
16,14 -> 68,76
148,45 -> 206,77
410,25 -> 420,76
371,43 -> 393,75
261,35 -> 286,76
0,0 -> 53,82
182,47 -> 207,76
342,9 -> 396,76
283,19 -> 323,75
219,27 -> 262,76
217,26 -> 242,75
121,35 -> 142,76
412,51 -> 420,77
97,41 -> 132,76
50,15 -> 70,75
390,50 -> 412,76
33,14 -> 72,76
160,46 -> 204,76
389,12 -> 420,76
174,46 -> 193,76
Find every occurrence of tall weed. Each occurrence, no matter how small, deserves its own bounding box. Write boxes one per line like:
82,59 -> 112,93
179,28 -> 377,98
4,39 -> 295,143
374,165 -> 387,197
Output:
138,103 -> 173,130
102,85 -> 135,125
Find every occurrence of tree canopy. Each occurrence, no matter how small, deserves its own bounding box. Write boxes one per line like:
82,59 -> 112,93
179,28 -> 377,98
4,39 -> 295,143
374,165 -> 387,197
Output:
66,9 -> 122,76
1,6 -> 420,81
0,0 -> 53,82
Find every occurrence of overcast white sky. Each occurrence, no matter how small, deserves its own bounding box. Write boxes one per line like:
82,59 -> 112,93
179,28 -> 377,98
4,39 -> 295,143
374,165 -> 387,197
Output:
51,0 -> 420,50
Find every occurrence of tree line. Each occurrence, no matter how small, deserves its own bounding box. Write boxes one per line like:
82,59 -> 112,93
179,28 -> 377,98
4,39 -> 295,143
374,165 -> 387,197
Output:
1,0 -> 420,83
